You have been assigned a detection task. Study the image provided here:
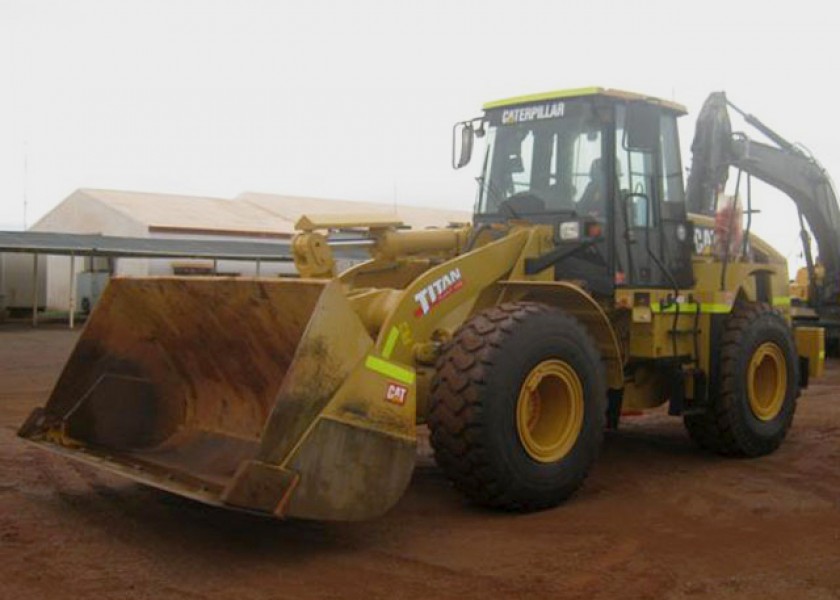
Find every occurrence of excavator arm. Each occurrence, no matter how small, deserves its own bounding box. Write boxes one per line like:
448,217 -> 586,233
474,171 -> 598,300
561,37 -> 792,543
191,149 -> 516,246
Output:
686,92 -> 840,310
730,136 -> 840,305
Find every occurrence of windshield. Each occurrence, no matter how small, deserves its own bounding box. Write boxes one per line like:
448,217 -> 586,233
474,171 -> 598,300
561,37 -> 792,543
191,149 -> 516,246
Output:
477,100 -> 604,216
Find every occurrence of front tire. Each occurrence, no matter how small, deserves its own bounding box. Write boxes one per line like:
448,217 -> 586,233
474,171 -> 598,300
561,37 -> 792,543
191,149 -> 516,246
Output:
428,302 -> 606,511
684,301 -> 799,456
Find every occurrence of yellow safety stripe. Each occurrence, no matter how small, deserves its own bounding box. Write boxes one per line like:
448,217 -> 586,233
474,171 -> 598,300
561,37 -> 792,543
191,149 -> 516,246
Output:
382,326 -> 399,359
365,355 -> 415,385
482,87 -> 603,110
649,302 -> 731,314
649,297 -> 790,314
482,87 -> 687,113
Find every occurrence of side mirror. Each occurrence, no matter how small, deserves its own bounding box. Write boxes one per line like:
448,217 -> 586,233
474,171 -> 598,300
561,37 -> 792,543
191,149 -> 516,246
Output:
624,102 -> 659,153
452,121 -> 475,169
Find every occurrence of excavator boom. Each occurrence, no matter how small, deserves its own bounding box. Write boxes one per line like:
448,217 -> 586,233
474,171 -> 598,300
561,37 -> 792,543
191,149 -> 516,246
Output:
687,91 -> 840,332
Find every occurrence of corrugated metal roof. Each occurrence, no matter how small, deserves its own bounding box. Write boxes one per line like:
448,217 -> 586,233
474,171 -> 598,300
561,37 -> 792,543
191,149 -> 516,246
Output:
0,231 -> 293,261
61,189 -> 293,236
35,189 -> 473,237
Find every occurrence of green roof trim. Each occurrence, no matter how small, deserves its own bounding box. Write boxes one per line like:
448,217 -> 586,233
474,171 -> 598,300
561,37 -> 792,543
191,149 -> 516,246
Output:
482,87 -> 604,110
482,87 -> 687,114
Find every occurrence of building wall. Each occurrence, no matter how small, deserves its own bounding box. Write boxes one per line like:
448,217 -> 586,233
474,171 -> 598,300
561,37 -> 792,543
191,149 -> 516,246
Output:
31,193 -> 148,237
41,255 -> 146,311
44,255 -> 81,310
146,231 -> 295,278
30,192 -> 149,311
1,253 -> 47,309
39,233 -> 295,310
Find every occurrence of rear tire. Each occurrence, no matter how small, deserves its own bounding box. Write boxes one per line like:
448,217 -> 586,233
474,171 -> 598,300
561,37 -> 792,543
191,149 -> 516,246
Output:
684,301 -> 799,456
428,302 -> 606,511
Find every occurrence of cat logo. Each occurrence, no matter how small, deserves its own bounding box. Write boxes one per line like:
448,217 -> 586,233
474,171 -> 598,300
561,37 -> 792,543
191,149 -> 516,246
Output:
694,226 -> 715,255
385,382 -> 409,406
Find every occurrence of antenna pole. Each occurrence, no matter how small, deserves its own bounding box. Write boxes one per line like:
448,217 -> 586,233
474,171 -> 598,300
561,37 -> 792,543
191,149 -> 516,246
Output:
23,143 -> 28,230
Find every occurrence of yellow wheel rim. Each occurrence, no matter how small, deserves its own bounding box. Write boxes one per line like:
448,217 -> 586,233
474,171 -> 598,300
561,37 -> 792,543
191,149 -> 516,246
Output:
516,359 -> 584,463
747,342 -> 787,421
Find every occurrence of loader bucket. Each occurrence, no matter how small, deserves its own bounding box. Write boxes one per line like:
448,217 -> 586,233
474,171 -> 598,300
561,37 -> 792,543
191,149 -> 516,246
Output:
19,277 -> 418,521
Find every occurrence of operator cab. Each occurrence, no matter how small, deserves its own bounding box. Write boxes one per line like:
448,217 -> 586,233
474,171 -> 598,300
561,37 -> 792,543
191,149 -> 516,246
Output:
455,87 -> 695,295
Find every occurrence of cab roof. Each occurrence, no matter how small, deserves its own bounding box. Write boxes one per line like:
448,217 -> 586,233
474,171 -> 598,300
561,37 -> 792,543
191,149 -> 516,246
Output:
482,86 -> 687,115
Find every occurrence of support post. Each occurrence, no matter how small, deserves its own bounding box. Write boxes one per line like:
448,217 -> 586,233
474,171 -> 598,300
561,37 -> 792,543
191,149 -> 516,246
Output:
0,250 -> 5,318
31,253 -> 39,327
68,253 -> 76,329
256,258 -> 261,278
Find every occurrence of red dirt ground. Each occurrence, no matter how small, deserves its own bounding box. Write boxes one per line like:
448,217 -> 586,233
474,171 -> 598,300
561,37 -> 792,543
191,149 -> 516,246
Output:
1,323 -> 839,599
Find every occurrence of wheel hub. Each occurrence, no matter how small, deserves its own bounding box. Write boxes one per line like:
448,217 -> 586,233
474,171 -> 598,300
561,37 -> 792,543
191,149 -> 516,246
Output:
516,359 -> 584,462
747,342 -> 787,421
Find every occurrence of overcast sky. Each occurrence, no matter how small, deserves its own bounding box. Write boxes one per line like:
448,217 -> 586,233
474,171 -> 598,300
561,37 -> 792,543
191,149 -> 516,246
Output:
1,0 -> 837,263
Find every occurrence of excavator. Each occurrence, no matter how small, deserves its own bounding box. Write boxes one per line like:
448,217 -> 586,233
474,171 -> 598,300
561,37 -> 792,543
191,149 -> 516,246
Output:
686,91 -> 840,352
18,87 -> 825,521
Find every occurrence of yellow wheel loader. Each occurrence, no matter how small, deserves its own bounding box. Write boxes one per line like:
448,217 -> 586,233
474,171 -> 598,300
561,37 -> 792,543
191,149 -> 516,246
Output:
19,87 -> 825,521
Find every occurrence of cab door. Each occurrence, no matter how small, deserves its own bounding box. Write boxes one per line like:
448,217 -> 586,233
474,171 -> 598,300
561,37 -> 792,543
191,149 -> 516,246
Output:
612,103 -> 693,289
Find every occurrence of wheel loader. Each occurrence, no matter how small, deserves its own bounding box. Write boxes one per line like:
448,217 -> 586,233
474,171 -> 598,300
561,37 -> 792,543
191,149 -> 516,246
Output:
19,87 -> 825,521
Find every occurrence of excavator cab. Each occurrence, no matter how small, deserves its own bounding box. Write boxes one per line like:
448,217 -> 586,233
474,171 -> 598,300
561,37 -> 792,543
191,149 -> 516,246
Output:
460,88 -> 695,295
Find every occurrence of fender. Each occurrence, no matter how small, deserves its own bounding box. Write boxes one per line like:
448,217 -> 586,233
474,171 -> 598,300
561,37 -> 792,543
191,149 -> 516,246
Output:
496,280 -> 624,389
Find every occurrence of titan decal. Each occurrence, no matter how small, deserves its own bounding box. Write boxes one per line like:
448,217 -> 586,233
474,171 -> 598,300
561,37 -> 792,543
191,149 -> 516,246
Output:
414,268 -> 464,317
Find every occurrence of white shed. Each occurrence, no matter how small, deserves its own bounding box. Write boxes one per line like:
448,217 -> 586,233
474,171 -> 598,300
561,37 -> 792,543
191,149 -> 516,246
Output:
11,188 -> 471,311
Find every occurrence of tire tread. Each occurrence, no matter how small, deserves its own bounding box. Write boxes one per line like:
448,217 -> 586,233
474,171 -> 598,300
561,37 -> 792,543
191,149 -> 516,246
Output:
428,301 -> 604,511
